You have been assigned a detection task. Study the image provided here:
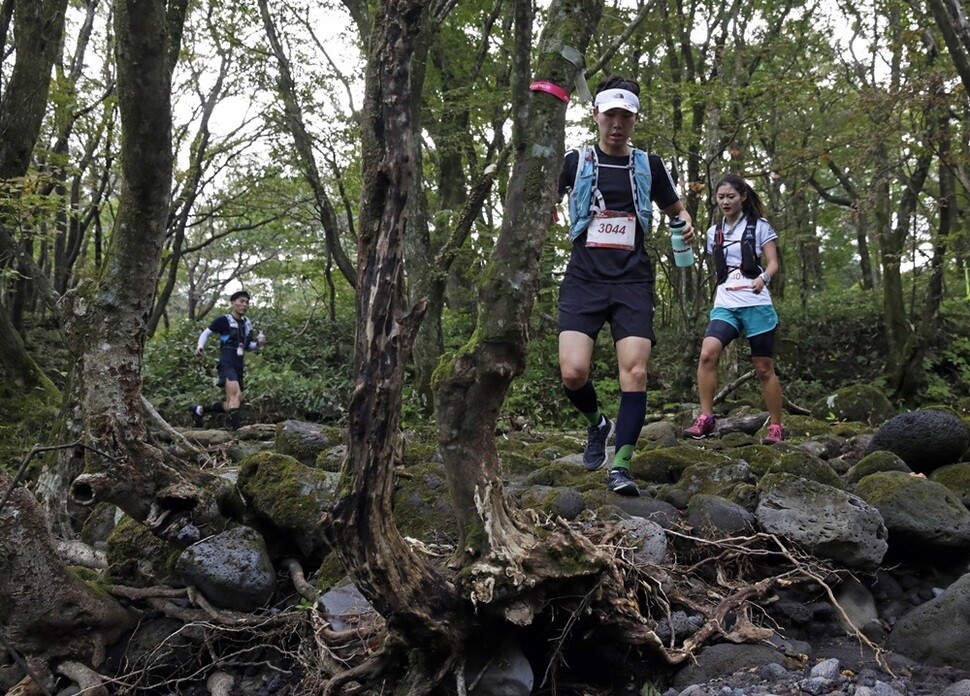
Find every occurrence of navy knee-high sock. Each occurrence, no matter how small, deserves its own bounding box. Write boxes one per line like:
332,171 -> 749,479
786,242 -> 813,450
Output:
564,380 -> 601,426
614,391 -> 646,469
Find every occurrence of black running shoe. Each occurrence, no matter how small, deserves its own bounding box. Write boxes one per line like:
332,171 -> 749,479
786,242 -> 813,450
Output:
607,467 -> 640,496
189,404 -> 204,428
583,416 -> 614,471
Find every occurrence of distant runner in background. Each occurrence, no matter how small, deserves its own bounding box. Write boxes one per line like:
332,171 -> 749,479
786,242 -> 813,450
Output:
189,290 -> 266,430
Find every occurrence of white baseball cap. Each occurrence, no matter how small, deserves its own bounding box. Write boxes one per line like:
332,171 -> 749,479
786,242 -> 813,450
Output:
594,88 -> 640,113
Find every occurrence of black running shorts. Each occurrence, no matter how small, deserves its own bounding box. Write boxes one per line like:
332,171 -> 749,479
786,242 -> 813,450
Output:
557,275 -> 656,344
217,358 -> 245,391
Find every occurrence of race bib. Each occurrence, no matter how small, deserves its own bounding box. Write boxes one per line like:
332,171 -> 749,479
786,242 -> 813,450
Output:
586,211 -> 636,250
724,269 -> 754,291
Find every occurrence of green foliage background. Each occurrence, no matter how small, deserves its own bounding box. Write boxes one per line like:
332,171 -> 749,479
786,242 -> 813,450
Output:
138,272 -> 970,433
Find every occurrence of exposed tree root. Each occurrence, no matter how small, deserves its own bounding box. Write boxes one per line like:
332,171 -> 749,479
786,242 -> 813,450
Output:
284,558 -> 320,603
55,539 -> 107,569
76,501 -> 889,694
56,661 -> 107,696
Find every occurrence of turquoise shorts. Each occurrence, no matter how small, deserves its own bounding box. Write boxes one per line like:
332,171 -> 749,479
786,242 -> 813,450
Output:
709,305 -> 778,338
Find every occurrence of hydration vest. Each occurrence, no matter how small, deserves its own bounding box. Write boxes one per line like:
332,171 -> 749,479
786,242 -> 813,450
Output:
223,314 -> 252,351
713,218 -> 762,285
567,146 -> 652,242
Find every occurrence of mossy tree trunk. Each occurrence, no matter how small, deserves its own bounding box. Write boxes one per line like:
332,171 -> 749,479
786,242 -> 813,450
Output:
42,0 -> 225,540
434,0 -> 602,558
0,0 -> 69,388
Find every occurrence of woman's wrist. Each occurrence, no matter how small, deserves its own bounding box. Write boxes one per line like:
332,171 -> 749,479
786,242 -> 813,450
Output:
760,272 -> 771,284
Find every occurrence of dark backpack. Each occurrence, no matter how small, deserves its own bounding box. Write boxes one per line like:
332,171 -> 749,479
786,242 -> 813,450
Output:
713,218 -> 762,285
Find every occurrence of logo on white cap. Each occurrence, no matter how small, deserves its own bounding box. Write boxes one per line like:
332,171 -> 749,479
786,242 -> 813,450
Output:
594,88 -> 640,114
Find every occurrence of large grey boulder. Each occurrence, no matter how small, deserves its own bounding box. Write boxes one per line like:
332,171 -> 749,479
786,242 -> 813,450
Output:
886,573 -> 970,669
176,526 -> 276,611
811,384 -> 896,425
274,419 -> 342,466
687,494 -> 755,537
615,517 -> 667,563
864,410 -> 970,474
755,473 -> 888,568
854,471 -> 970,555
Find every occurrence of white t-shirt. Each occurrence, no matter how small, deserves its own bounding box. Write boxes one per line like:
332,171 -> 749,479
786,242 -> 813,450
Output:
705,217 -> 778,309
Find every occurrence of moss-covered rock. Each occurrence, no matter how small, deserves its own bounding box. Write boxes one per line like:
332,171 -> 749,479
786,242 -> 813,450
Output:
524,461 -> 576,487
855,471 -> 970,555
733,444 -> 784,477
237,451 -> 337,561
313,553 -> 347,594
774,414 -> 843,440
719,432 -> 757,447
810,384 -> 896,425
629,447 -> 734,484
391,461 -> 459,545
518,487 -> 586,520
766,451 -> 843,488
401,427 -> 440,468
582,489 -> 681,527
930,462 -> 970,508
846,451 -> 910,485
665,460 -> 756,500
524,433 -> 584,462
274,420 -> 343,466
315,444 -> 347,472
500,450 -> 540,477
105,515 -> 182,586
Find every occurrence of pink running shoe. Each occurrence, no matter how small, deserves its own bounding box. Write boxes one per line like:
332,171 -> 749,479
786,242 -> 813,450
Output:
762,424 -> 785,445
684,413 -> 717,439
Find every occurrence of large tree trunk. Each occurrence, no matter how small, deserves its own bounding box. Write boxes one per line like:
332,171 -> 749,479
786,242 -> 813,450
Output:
0,0 -> 69,390
435,0 -> 601,558
891,76 -> 951,400
324,0 -> 468,691
41,0 -> 223,541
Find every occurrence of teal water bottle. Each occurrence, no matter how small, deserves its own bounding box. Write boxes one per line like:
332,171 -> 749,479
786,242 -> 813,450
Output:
670,216 -> 694,268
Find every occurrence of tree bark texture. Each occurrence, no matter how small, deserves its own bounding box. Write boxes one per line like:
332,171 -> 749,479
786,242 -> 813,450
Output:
325,0 -> 468,688
435,0 -> 602,555
0,0 -> 69,392
0,470 -> 133,669
52,0 -> 225,539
